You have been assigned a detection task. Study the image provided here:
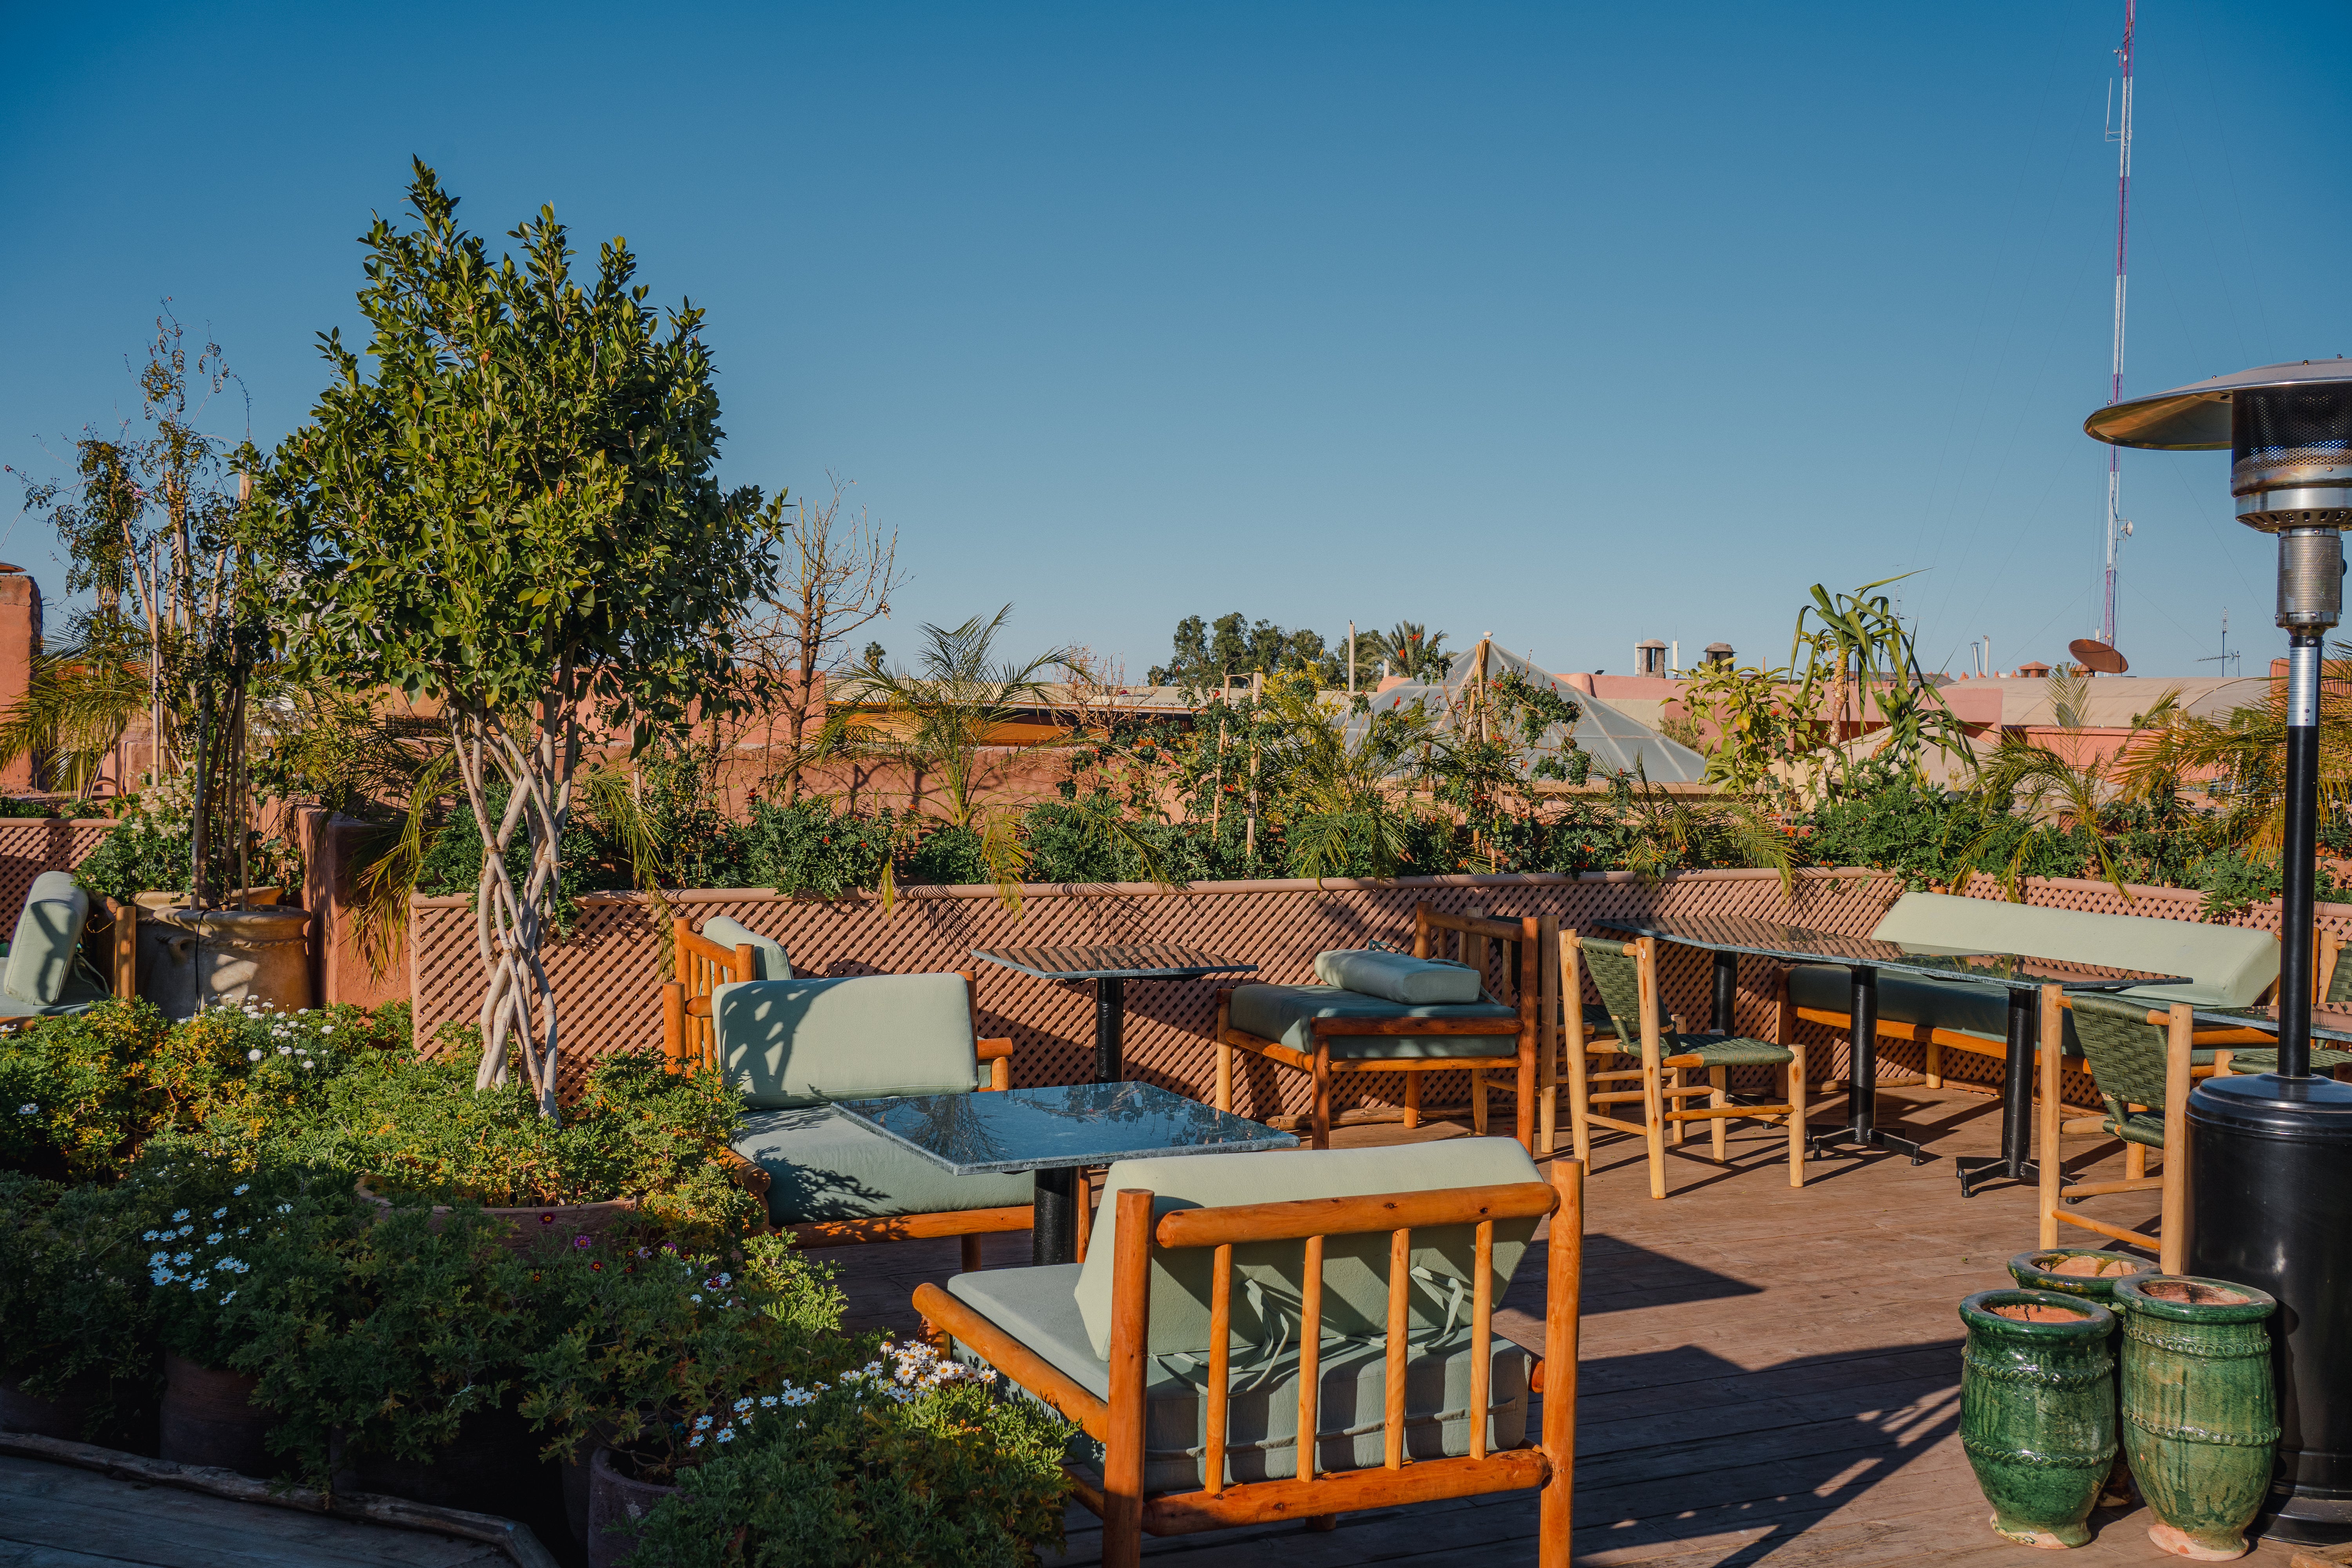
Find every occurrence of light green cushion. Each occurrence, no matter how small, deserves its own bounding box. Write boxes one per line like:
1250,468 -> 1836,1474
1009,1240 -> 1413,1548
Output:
714,974 -> 981,1109
0,971 -> 107,1019
1073,1140 -> 1544,1361
1229,983 -> 1518,1060
6,872 -> 89,1006
1312,949 -> 1482,1005
947,1262 -> 1528,1492
1869,892 -> 2278,1008
1787,965 -> 2013,1043
699,915 -> 791,979
732,1105 -> 1033,1225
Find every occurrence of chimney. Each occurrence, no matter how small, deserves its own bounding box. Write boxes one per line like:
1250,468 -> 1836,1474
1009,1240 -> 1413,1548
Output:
1634,639 -> 1667,678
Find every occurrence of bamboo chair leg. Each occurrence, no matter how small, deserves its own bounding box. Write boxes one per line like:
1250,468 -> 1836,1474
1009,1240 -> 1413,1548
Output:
1472,1069 -> 1489,1136
1538,915 -> 1562,1155
2125,1138 -> 2147,1181
2160,1005 -> 2192,1276
1708,1067 -> 1729,1161
1539,1157 -> 1581,1568
1311,1041 -> 1332,1149
1926,1038 -> 1943,1089
1402,1071 -> 1421,1130
1667,1067 -> 1687,1146
959,1234 -> 982,1273
2037,985 -> 2063,1250
1215,995 -> 1235,1113
1637,941 -> 1668,1200
1787,1045 -> 1808,1188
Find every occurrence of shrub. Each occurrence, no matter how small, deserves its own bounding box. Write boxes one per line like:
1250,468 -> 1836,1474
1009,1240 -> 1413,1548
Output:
621,1338 -> 1073,1568
0,1169 -> 162,1438
0,1001 -> 171,1180
738,800 -> 897,897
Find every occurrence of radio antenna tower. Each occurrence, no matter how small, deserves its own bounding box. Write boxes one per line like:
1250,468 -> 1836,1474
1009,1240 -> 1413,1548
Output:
2098,1 -> 2136,649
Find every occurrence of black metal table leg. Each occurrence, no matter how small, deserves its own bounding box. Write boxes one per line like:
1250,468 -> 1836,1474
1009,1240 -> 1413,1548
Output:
1094,976 -> 1124,1083
1808,964 -> 1932,1163
1032,1168 -> 1080,1266
1710,951 -> 1737,1037
1956,987 -> 2045,1195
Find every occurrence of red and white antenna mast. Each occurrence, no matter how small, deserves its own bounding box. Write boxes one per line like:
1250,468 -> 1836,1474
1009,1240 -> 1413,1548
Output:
2100,0 -> 2136,649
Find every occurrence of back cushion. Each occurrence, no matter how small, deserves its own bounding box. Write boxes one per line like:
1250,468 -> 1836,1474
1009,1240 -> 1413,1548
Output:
6,871 -> 89,1005
1871,891 -> 2279,1007
1312,948 -> 1483,1005
1074,1140 -> 1544,1360
699,915 -> 791,980
714,974 -> 980,1108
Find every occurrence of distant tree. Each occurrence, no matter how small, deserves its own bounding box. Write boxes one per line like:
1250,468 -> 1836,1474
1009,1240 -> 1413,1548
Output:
1147,612 -> 1344,689
1363,621 -> 1453,682
245,161 -> 782,1117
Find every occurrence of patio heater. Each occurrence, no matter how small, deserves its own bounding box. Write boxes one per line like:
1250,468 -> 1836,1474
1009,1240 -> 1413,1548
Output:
2088,360 -> 2352,1546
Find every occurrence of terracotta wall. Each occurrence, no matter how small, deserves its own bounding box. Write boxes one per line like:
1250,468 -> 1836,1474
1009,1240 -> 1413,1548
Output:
0,569 -> 38,793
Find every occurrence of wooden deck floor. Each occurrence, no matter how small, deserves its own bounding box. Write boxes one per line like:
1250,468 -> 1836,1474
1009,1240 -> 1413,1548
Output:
830,1083 -> 2309,1568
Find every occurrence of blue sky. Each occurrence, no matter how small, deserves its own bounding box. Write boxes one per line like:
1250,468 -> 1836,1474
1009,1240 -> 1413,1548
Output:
5,2 -> 2346,682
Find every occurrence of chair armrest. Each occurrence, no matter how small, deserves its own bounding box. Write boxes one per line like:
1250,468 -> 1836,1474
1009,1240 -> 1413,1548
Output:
715,1144 -> 770,1203
977,1036 -> 1013,1092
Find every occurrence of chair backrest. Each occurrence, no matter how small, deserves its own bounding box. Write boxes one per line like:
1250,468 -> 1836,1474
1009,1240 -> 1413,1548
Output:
671,916 -> 792,1069
2067,991 -> 2185,1121
2324,929 -> 2352,1007
1870,891 -> 2278,1007
701,916 -> 791,980
1073,1139 -> 1545,1359
5,871 -> 89,1006
1576,935 -> 1657,1048
712,973 -> 982,1109
1412,903 -> 1535,1007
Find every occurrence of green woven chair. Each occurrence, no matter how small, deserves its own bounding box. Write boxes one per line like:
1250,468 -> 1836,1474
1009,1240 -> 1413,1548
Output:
2040,991 -> 2191,1273
1566,932 -> 1804,1200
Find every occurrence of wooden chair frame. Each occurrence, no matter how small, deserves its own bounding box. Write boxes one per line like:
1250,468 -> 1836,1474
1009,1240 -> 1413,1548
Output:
1214,907 -> 1542,1151
2035,985 -> 2190,1275
1562,932 -> 1804,1198
659,919 -> 1025,1272
915,1159 -> 1581,1568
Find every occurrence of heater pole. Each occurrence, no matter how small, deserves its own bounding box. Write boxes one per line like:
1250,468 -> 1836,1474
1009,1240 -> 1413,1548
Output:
2100,0 -> 2135,649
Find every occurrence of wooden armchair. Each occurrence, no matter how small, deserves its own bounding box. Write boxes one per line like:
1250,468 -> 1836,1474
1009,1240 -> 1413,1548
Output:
1215,906 -> 1541,1151
2036,987 -> 2190,1274
916,1147 -> 1581,1568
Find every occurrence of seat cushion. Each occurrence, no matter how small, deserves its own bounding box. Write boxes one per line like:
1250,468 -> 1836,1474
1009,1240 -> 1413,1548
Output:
1074,1141 -> 1544,1359
947,1262 -> 1529,1493
1312,949 -> 1483,1005
1786,964 -> 2012,1042
1869,892 -> 2278,1008
714,974 -> 981,1109
2224,1047 -> 2352,1076
0,971 -> 107,1019
699,915 -> 791,980
1671,1036 -> 1795,1067
732,1105 -> 1033,1225
7,872 -> 89,1006
1229,984 -> 1519,1060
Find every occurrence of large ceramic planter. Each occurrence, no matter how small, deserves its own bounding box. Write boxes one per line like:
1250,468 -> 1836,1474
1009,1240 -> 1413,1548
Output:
2112,1275 -> 2279,1562
158,1354 -> 273,1476
0,1370 -> 105,1440
354,1178 -> 639,1254
1959,1288 -> 2118,1549
137,905 -> 311,1020
588,1445 -> 679,1568
2009,1249 -> 2158,1506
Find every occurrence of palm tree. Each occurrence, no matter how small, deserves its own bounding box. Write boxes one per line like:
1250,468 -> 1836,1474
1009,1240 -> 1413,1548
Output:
1365,622 -> 1453,681
1960,670 -> 2182,899
1255,673 -> 1449,882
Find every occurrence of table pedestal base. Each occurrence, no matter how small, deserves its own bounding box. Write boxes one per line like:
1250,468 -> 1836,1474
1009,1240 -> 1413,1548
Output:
1033,1168 -> 1081,1267
1806,965 -> 1935,1165
1807,1124 -> 1932,1163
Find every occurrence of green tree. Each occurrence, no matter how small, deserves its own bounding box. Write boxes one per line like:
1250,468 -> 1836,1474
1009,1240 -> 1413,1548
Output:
244,162 -> 781,1117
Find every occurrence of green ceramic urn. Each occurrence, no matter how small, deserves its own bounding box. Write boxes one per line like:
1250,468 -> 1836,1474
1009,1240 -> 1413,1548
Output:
1960,1288 -> 2118,1549
2111,1275 -> 2278,1563
2008,1248 -> 2159,1506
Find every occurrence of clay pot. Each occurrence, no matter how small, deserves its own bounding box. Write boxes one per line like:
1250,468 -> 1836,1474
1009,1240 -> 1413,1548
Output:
562,1419 -> 624,1546
2009,1248 -> 2158,1506
588,1445 -> 679,1568
2112,1275 -> 2279,1562
0,1370 -> 106,1440
1959,1287 -> 2117,1549
158,1354 -> 274,1476
354,1178 -> 639,1254
332,1403 -> 537,1515
137,905 -> 311,1020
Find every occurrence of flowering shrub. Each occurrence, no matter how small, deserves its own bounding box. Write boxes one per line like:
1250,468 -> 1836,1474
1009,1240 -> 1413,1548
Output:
0,1169 -> 161,1439
144,999 -> 409,1156
619,1339 -> 1073,1568
0,1002 -> 171,1180
517,1228 -> 847,1483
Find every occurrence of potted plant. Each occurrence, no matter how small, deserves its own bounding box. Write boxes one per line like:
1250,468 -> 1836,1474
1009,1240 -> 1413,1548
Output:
517,1228 -> 844,1555
0,1002 -> 171,1181
138,1151 -> 366,1476
0,1171 -> 158,1442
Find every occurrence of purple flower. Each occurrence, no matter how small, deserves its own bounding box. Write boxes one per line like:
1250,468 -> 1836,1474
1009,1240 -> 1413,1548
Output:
572,1234 -> 592,1249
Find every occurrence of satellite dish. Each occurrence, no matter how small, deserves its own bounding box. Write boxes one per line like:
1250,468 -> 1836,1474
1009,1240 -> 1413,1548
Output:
2069,639 -> 2130,675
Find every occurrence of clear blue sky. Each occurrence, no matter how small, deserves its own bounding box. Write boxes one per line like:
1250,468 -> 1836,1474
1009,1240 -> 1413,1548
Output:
5,2 -> 2347,682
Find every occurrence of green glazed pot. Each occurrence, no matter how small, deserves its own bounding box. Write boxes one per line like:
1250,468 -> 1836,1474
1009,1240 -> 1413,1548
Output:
2008,1249 -> 2159,1506
2111,1275 -> 2279,1562
1960,1289 -> 2119,1549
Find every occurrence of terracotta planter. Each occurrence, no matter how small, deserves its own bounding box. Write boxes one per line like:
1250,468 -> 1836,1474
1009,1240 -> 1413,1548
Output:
332,1403 -> 537,1515
158,1354 -> 274,1476
0,1370 -> 105,1440
354,1178 -> 639,1254
1959,1288 -> 2118,1549
137,905 -> 311,1020
562,1419 -> 625,1546
2008,1249 -> 2158,1507
2112,1275 -> 2279,1562
588,1445 -> 679,1568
